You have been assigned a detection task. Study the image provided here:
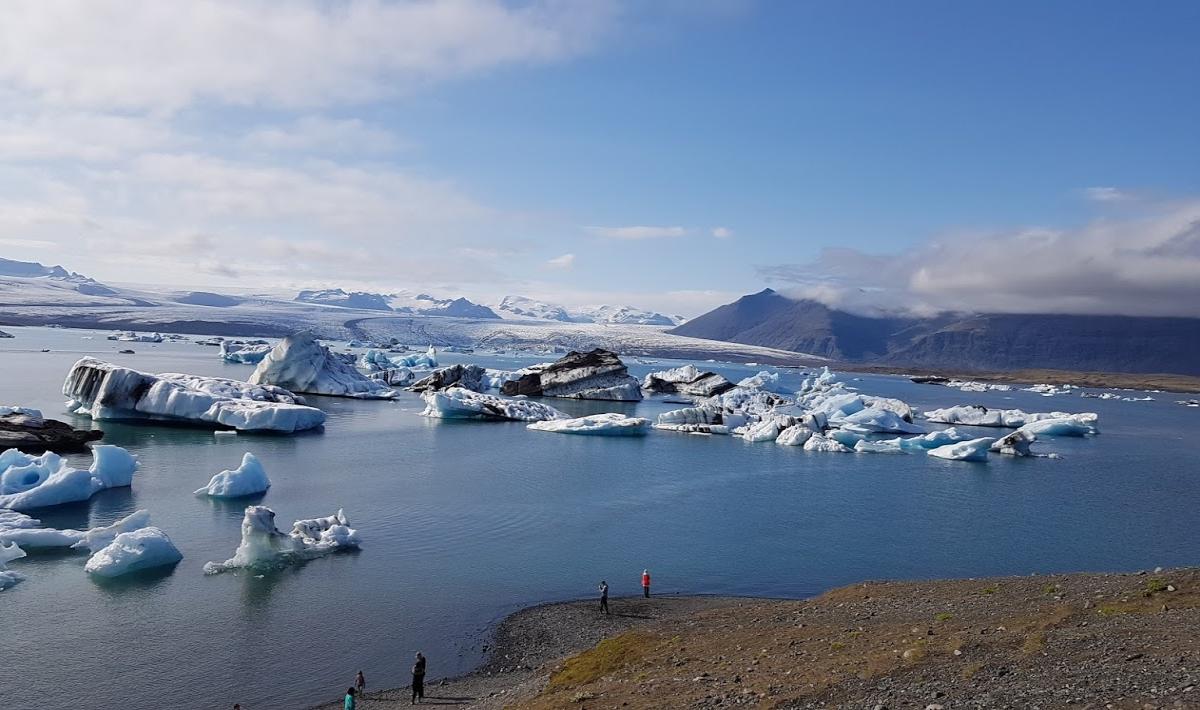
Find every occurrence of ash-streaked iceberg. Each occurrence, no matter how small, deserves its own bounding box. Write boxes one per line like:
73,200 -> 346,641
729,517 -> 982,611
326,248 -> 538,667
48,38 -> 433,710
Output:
249,332 -> 396,399
203,505 -> 360,574
0,445 -> 138,511
64,357 -> 326,432
501,349 -> 642,401
528,413 -> 651,436
642,365 -> 735,398
409,364 -> 486,393
84,527 -> 182,578
194,452 -> 271,498
928,437 -> 994,462
990,429 -> 1037,456
420,387 -> 567,422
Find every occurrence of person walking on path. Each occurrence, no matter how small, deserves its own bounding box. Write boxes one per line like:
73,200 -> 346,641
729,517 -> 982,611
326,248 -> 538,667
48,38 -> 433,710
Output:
411,652 -> 426,704
344,687 -> 356,710
642,569 -> 651,598
599,580 -> 610,614
354,670 -> 366,696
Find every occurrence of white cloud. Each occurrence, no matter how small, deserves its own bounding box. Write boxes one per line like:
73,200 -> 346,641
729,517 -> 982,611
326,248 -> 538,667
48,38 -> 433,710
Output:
545,253 -> 575,269
242,116 -> 402,154
1083,186 -> 1132,203
757,198 -> 1200,318
711,226 -> 733,239
0,112 -> 177,162
585,225 -> 687,240
0,0 -> 618,112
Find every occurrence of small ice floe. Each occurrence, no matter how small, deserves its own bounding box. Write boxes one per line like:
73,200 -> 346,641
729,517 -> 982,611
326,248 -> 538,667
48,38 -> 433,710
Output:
527,413 -> 650,436
194,453 -> 271,498
203,506 -> 359,574
84,527 -> 183,578
0,541 -> 26,590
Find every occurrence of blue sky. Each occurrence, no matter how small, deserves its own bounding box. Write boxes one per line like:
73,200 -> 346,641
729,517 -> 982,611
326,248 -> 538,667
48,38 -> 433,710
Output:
2,0 -> 1198,316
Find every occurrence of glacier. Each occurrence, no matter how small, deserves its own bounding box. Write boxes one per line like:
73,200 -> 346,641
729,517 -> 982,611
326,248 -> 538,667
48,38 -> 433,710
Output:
85,527 -> 183,578
527,413 -> 651,436
249,332 -> 396,399
194,452 -> 271,498
420,387 -> 567,422
204,505 -> 360,574
0,445 -> 138,511
63,357 -> 326,432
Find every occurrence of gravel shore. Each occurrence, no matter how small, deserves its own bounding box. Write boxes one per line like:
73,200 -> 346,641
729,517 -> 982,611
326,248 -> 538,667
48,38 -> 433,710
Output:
316,568 -> 1200,709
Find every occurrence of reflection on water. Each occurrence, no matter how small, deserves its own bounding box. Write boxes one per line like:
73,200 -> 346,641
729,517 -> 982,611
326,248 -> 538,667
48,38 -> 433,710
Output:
1,325 -> 1199,710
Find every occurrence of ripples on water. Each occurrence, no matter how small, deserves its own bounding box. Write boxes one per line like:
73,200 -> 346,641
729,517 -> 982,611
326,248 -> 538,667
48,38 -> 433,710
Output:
1,326 -> 1197,710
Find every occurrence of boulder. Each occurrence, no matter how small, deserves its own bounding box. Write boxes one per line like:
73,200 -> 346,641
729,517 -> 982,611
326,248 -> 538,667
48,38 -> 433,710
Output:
500,349 -> 642,401
0,411 -> 103,452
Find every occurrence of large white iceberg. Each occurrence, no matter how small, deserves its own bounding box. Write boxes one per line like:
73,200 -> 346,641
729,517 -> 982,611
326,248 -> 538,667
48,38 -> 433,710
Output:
0,541 -> 25,590
63,357 -> 326,432
923,405 -> 1096,429
420,387 -> 567,422
927,437 -> 994,462
249,332 -> 396,399
194,452 -> 271,498
219,340 -> 272,364
84,527 -> 182,577
527,413 -> 650,436
775,425 -> 813,447
1017,413 -> 1099,437
838,407 -> 925,435
0,445 -> 138,511
204,505 -> 360,574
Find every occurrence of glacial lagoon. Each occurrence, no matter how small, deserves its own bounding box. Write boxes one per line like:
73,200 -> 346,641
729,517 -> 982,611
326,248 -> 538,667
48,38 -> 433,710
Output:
1,326 -> 1198,710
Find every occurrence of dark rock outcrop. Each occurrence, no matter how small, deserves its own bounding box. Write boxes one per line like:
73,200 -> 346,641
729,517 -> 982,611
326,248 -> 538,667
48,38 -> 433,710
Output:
501,349 -> 643,401
0,412 -> 103,452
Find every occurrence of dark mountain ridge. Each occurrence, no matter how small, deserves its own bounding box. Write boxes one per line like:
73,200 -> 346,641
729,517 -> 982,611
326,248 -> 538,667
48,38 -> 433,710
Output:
670,289 -> 1200,376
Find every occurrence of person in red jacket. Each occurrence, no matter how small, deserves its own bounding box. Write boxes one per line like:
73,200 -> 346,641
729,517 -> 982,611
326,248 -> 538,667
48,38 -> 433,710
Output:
641,569 -> 651,598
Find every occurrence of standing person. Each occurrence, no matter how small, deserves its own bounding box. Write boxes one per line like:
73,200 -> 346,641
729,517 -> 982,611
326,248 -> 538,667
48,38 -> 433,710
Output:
642,569 -> 651,598
354,670 -> 366,696
599,580 -> 610,615
344,687 -> 356,710
411,651 -> 426,704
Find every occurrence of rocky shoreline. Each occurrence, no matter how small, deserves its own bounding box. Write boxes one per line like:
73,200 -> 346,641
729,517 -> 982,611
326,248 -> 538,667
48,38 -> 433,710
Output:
314,568 -> 1199,709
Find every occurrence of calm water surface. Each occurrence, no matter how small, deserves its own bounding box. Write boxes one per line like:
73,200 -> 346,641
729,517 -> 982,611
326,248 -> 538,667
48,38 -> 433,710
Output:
0,326 -> 1197,710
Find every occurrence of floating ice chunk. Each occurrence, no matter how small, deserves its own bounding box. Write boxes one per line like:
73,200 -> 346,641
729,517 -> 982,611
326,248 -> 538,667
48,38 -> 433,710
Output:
420,387 -> 567,422
838,407 -> 925,435
0,406 -> 43,419
1024,383 -> 1075,396
927,437 -> 994,462
0,509 -> 150,551
642,365 -> 734,398
1017,413 -> 1099,437
655,405 -> 747,435
990,430 -> 1036,456
0,446 -> 138,511
107,331 -> 162,343
500,349 -> 642,401
249,332 -> 396,399
391,345 -> 438,369
203,505 -> 360,574
409,364 -> 486,393
897,428 -> 972,451
84,527 -> 182,578
854,439 -> 905,454
63,357 -> 326,432
358,349 -> 397,372
527,413 -> 650,436
803,433 -> 852,452
194,453 -> 271,498
219,341 -> 271,364
775,425 -> 813,447
923,405 -> 1094,429
1,541 -> 26,590
741,418 -> 785,443
736,371 -> 789,394
828,429 -> 864,449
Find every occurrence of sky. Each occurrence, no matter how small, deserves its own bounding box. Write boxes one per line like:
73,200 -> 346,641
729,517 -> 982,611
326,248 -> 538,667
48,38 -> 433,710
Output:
1,0 -> 1199,317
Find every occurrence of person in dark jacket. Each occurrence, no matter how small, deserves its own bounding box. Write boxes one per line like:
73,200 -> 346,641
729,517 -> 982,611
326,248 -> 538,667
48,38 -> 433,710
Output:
599,580 -> 610,614
411,651 -> 426,704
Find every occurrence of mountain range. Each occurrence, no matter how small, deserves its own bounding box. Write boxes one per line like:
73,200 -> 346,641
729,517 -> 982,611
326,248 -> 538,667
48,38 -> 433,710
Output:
670,289 -> 1200,376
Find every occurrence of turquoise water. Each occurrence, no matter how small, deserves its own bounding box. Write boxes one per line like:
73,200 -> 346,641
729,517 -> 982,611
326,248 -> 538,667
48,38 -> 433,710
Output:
1,326 -> 1197,710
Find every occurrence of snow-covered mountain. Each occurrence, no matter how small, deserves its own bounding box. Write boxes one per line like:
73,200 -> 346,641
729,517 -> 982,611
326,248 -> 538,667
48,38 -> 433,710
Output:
493,295 -> 685,326
295,289 -> 500,318
0,257 -> 117,297
295,289 -> 392,311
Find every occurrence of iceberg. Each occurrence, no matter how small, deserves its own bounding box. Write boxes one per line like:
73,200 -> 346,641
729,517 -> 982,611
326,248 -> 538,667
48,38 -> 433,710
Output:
1017,413 -> 1099,437
923,405 -> 1095,429
203,505 -> 360,574
735,371 -> 790,394
84,527 -> 182,578
827,429 -> 864,449
409,364 -> 486,393
641,365 -> 734,398
219,340 -> 272,364
107,331 -> 162,343
838,407 -> 924,435
194,453 -> 271,498
897,428 -> 972,451
990,429 -> 1036,456
1,541 -> 25,590
654,405 -> 748,435
775,425 -> 813,447
0,445 -> 138,511
853,439 -> 905,454
741,417 -> 788,443
500,349 -> 642,401
420,387 -> 567,422
0,509 -> 150,551
803,433 -> 852,452
927,437 -> 994,462
369,367 -> 415,387
249,332 -> 396,399
527,413 -> 651,436
63,357 -> 326,433
392,345 -> 438,369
